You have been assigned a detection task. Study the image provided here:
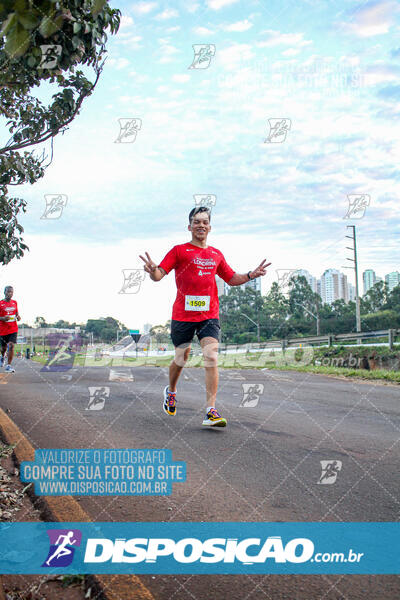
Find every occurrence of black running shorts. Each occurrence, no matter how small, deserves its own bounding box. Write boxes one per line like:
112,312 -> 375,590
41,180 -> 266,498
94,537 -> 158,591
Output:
0,332 -> 18,345
170,319 -> 220,347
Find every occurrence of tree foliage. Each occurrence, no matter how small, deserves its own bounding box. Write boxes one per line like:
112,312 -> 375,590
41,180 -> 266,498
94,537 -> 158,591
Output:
0,0 -> 121,265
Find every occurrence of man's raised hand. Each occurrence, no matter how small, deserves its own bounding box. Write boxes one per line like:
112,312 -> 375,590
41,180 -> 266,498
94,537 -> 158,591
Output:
251,259 -> 271,279
139,252 -> 157,274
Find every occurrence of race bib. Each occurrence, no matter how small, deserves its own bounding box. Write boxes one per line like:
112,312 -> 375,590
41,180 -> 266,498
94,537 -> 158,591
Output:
185,295 -> 210,311
6,315 -> 16,322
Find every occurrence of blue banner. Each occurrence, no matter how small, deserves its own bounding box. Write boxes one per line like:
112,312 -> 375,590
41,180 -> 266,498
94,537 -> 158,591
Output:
0,522 -> 398,574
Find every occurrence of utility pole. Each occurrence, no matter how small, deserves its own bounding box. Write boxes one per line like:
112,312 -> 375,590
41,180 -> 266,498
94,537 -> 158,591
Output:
344,225 -> 361,341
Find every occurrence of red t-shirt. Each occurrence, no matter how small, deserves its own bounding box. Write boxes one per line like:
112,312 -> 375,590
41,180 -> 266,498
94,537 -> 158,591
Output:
0,300 -> 19,335
159,242 -> 235,322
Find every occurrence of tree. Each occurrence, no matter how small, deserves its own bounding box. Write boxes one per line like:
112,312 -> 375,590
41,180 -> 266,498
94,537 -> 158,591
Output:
0,0 -> 121,265
34,316 -> 47,328
361,281 -> 388,313
150,324 -> 170,345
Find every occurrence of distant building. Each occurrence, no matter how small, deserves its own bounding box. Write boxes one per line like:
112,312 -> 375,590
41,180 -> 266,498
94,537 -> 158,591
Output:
385,271 -> 400,292
320,269 -> 348,304
143,323 -> 152,334
363,269 -> 377,295
348,283 -> 356,302
294,269 -> 318,293
244,277 -> 261,293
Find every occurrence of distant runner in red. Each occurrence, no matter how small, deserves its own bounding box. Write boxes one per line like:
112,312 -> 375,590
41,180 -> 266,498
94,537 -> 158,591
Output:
140,206 -> 270,428
0,286 -> 21,373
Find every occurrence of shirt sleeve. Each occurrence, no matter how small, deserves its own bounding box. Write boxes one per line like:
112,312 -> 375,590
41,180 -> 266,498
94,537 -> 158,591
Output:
217,252 -> 235,283
159,246 -> 179,275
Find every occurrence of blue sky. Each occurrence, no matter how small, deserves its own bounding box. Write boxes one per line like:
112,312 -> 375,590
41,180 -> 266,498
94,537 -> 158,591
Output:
2,0 -> 400,327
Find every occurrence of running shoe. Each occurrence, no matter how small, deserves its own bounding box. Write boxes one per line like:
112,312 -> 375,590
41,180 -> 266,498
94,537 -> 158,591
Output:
163,386 -> 177,416
5,365 -> 15,373
202,407 -> 227,427
0,356 -> 3,368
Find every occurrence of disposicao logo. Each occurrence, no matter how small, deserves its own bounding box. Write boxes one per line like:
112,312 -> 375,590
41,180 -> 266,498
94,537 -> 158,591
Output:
83,536 -> 314,564
42,529 -> 82,567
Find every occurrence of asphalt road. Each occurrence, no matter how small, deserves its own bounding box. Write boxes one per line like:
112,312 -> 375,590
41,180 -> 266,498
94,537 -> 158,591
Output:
0,358 -> 399,600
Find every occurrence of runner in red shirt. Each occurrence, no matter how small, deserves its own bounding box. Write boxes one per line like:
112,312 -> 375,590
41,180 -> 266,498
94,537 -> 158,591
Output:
0,286 -> 21,373
140,207 -> 270,428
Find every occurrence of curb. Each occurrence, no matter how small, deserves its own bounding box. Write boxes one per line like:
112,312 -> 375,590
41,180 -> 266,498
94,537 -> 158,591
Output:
0,407 -> 155,600
0,576 -> 6,600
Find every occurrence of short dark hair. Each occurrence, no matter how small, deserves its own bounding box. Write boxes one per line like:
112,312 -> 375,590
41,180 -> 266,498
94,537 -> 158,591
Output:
189,206 -> 211,224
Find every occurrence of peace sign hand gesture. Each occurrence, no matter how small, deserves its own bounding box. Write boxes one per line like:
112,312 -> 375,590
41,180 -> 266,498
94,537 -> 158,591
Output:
139,252 -> 157,274
250,259 -> 271,280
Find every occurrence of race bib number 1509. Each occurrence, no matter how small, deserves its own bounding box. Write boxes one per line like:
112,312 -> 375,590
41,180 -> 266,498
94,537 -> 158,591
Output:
184,295 -> 210,311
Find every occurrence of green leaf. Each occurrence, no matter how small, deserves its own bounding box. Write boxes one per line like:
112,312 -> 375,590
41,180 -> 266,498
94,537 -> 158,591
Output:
38,13 -> 62,37
73,21 -> 81,33
4,23 -> 30,57
17,10 -> 39,30
1,12 -> 17,36
26,54 -> 36,67
91,0 -> 106,17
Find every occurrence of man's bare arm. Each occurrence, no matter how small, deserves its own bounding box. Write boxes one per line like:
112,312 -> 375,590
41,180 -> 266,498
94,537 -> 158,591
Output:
139,252 -> 166,282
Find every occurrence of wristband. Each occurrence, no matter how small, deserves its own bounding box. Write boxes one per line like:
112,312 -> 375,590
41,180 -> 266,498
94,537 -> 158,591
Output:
247,271 -> 252,280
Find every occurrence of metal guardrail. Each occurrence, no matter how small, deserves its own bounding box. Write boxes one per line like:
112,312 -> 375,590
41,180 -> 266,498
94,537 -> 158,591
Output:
219,329 -> 400,352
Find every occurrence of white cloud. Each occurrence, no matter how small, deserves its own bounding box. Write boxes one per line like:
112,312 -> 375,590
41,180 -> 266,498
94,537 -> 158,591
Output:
192,26 -> 216,35
340,0 -> 400,37
216,43 -> 254,69
222,19 -> 253,32
207,0 -> 239,10
257,29 -> 312,48
132,1 -> 157,15
186,1 -> 200,12
120,15 -> 134,28
172,74 -> 190,83
282,48 -> 302,57
363,63 -> 400,86
165,26 -> 180,33
155,8 -> 179,20
107,57 -> 131,69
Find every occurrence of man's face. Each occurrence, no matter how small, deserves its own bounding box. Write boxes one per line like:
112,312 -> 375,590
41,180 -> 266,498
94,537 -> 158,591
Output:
188,211 -> 211,241
4,287 -> 13,301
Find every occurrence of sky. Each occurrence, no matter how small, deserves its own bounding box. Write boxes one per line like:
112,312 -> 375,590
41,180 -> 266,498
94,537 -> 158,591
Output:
2,0 -> 400,330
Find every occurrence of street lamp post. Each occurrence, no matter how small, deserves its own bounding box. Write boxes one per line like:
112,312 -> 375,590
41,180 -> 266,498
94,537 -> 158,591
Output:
294,302 -> 320,336
240,313 -> 260,343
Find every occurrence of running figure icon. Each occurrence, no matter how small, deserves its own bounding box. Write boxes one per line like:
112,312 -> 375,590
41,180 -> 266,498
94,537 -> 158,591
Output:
45,531 -> 77,566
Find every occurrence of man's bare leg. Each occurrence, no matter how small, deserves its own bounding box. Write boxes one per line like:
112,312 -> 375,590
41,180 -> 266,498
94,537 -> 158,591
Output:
169,344 -> 191,392
200,336 -> 219,408
7,342 -> 14,365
